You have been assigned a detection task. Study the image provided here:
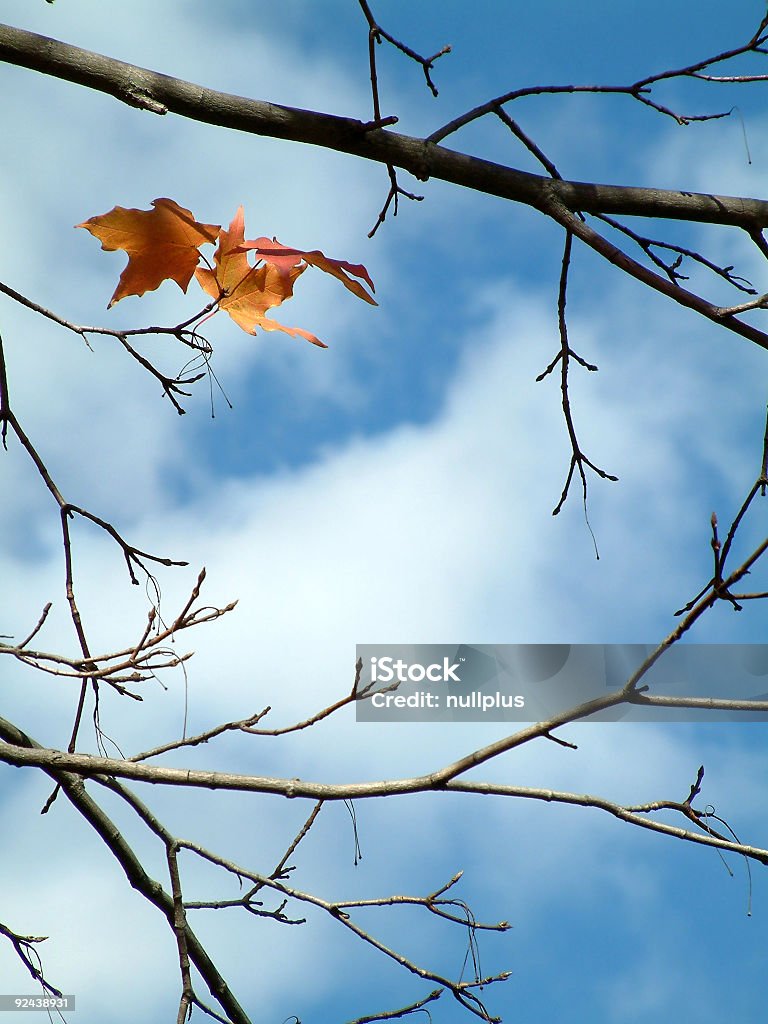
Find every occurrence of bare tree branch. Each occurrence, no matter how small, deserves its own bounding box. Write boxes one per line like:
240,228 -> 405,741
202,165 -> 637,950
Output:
0,718 -> 254,1024
427,10 -> 768,141
1,23 -> 768,231
4,23 -> 768,357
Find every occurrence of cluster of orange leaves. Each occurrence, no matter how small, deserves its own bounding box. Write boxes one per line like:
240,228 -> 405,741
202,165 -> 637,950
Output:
77,198 -> 376,348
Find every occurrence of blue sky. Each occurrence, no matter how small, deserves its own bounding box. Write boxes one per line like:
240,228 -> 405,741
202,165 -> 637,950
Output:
2,2 -> 768,1022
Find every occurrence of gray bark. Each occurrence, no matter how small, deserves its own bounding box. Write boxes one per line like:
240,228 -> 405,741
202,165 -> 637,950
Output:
1,22 -> 768,229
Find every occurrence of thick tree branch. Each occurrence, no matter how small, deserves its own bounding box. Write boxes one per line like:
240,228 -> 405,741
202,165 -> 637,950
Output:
0,718 -> 253,1024
4,686 -> 768,797
2,23 -> 768,230
538,188 -> 768,352
3,716 -> 768,867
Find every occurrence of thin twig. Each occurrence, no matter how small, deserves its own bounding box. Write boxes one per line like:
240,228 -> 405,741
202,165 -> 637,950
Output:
428,11 -> 768,143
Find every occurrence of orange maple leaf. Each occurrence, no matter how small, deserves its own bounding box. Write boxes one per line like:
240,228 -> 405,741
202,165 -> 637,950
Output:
238,237 -> 377,306
195,207 -> 327,347
77,198 -> 220,307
